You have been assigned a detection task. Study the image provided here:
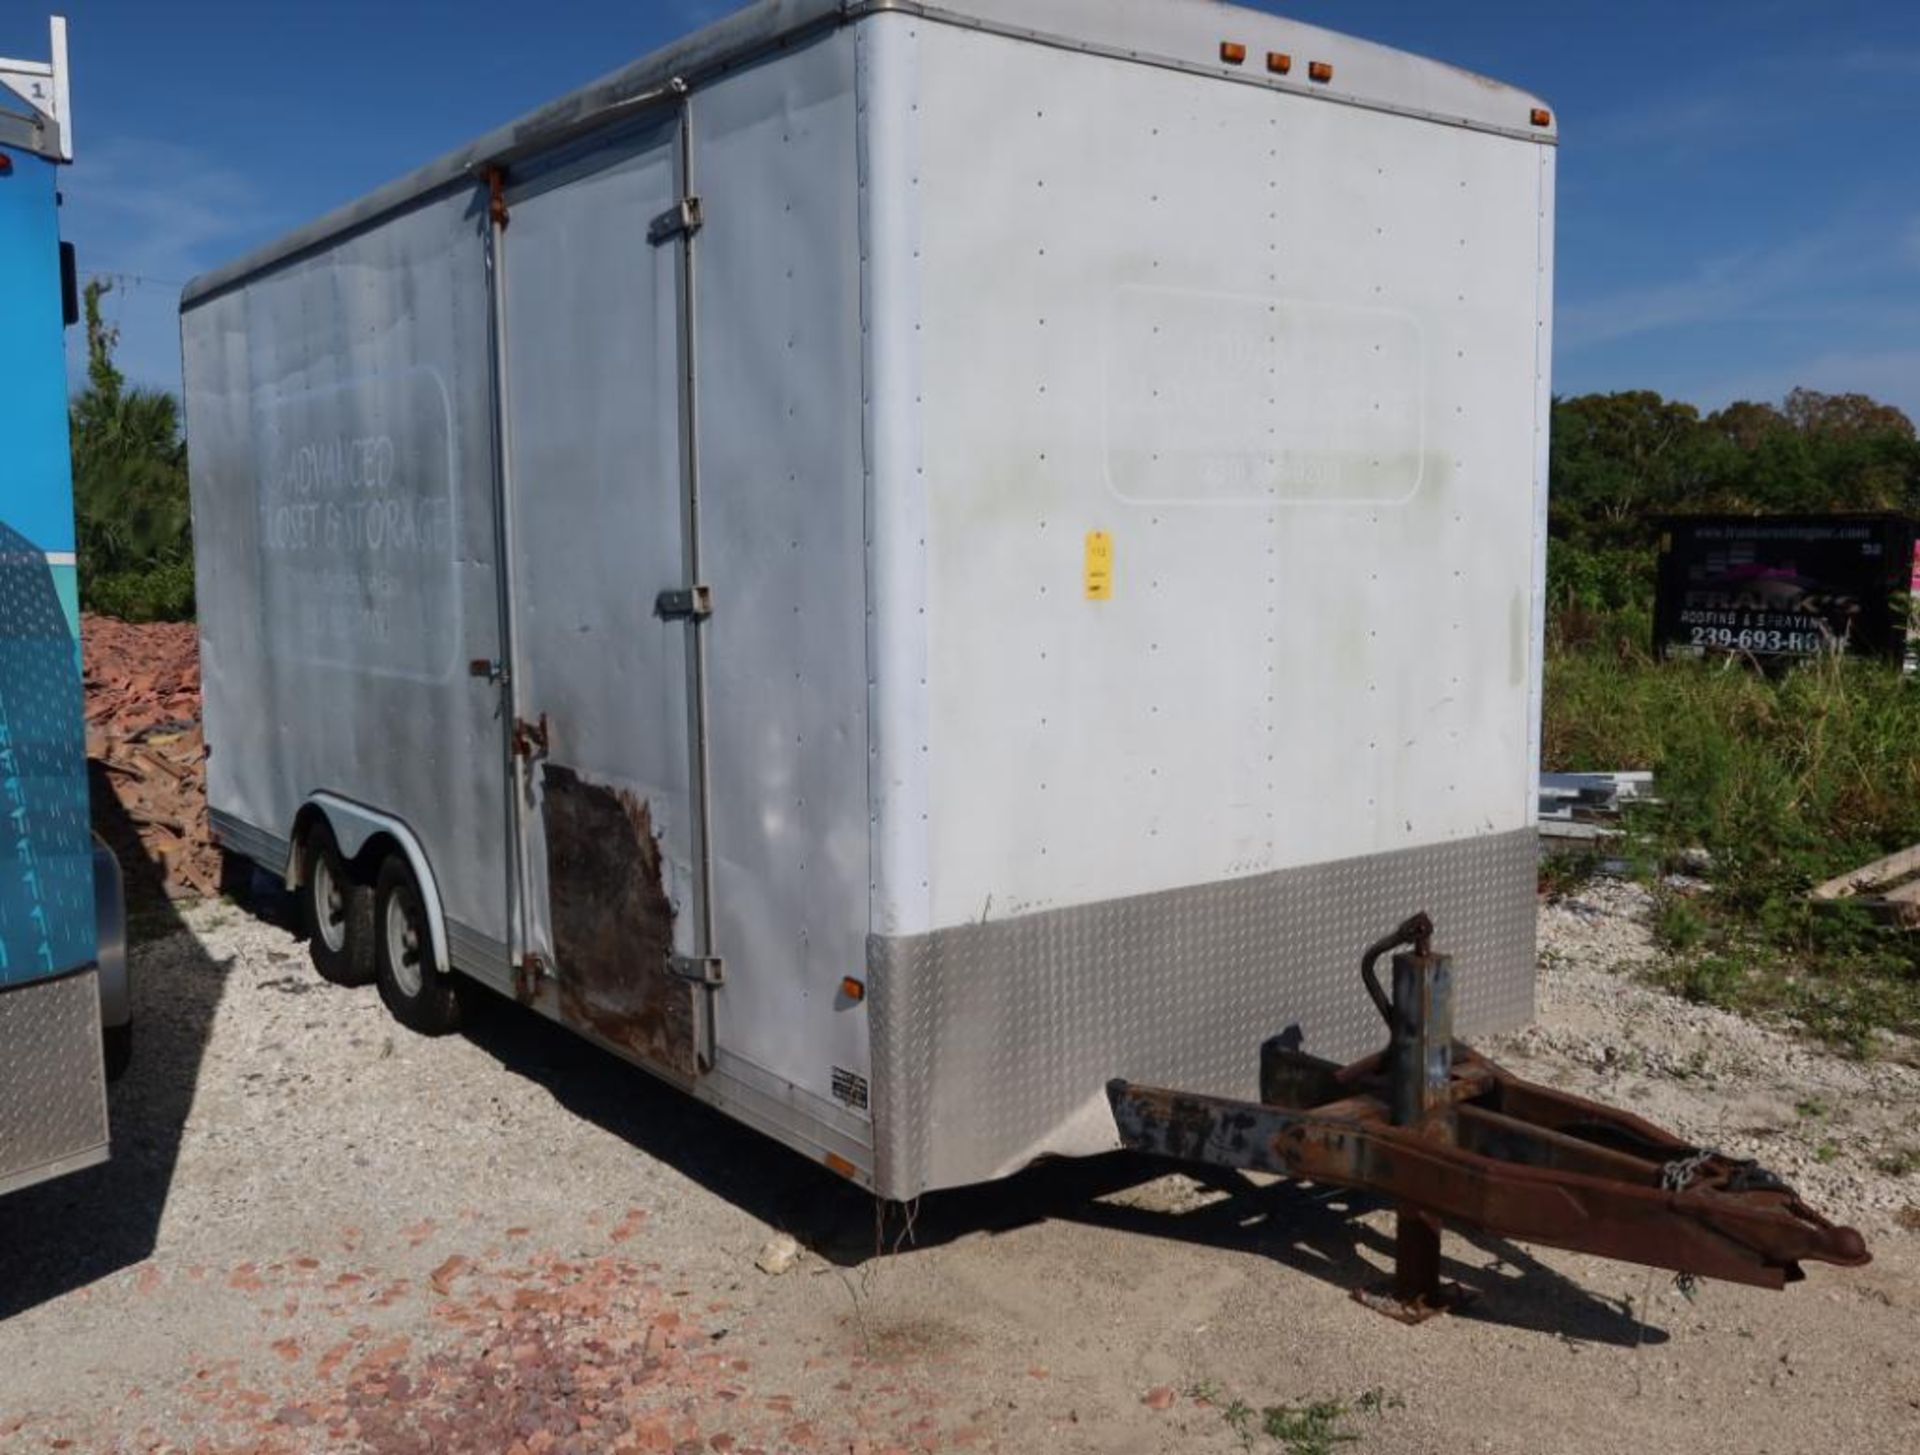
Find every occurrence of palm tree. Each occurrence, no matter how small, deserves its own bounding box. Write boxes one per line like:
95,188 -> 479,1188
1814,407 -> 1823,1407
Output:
69,280 -> 194,620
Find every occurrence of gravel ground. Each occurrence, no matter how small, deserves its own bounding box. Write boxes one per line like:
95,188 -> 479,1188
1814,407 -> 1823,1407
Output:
1504,877 -> 1920,1232
1,884 -> 1916,1454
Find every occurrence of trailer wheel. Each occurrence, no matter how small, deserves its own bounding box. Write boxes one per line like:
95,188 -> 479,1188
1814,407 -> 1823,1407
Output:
303,823 -> 375,987
374,855 -> 462,1037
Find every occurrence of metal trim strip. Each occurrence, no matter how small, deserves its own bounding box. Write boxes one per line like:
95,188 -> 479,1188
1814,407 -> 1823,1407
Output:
0,1140 -> 108,1199
499,975 -> 876,1182
1525,147 -> 1558,823
701,1050 -> 874,1181
207,808 -> 291,880
445,917 -> 512,986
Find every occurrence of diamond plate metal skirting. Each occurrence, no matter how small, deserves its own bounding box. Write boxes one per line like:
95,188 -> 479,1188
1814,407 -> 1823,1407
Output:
0,967 -> 109,1196
867,829 -> 1537,1199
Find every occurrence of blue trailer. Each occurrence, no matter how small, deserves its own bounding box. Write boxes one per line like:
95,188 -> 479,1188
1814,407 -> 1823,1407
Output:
1,16 -> 126,1198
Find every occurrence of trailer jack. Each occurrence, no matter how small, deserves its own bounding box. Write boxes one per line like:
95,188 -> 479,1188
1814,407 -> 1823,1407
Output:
1107,914 -> 1869,1322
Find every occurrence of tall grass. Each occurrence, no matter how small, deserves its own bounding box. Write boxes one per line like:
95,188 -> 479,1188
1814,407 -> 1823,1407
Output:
1543,640 -> 1920,1052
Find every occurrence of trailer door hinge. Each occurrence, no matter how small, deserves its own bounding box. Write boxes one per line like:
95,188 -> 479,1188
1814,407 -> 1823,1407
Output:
514,952 -> 548,1002
648,195 -> 703,245
484,165 -> 510,229
511,713 -> 549,760
655,584 -> 713,622
669,954 -> 724,987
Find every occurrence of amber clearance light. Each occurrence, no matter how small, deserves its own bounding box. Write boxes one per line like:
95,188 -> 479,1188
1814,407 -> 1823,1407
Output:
1220,41 -> 1247,65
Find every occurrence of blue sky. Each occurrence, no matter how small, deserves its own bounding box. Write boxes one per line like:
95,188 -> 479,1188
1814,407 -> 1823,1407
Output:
5,0 -> 1918,420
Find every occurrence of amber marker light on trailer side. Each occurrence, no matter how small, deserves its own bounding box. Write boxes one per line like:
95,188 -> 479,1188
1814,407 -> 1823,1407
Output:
1309,60 -> 1334,83
824,1153 -> 859,1179
1531,107 -> 1553,128
1267,52 -> 1293,75
839,976 -> 866,1003
1220,41 -> 1247,65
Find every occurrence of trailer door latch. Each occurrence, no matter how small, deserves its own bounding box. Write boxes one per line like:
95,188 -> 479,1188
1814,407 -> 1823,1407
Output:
655,584 -> 713,622
648,195 -> 704,245
669,954 -> 724,987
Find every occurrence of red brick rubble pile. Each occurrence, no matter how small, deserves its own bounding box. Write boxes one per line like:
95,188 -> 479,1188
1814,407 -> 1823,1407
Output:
82,613 -> 221,899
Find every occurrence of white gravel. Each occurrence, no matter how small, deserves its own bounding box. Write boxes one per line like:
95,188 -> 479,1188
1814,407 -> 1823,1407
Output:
1503,876 -> 1920,1232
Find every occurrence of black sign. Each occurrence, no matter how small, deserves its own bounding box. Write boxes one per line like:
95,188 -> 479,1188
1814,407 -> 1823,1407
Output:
1653,515 -> 1917,666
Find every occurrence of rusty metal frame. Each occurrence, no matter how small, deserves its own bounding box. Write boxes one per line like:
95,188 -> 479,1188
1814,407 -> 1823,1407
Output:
1108,915 -> 1869,1318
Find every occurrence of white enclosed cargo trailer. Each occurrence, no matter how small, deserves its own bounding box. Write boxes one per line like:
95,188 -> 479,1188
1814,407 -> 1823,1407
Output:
182,0 -> 1556,1200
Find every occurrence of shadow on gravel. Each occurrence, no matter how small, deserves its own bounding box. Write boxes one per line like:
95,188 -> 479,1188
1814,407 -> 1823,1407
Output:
455,992 -> 1666,1348
456,989 -> 877,1240
1054,1172 -> 1668,1348
0,787 -> 230,1321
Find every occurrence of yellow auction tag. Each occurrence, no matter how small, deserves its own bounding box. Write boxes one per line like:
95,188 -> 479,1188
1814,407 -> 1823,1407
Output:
1084,530 -> 1113,600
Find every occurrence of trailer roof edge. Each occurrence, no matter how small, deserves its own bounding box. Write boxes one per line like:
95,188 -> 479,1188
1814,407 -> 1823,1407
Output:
180,0 -> 848,309
181,0 -> 1553,310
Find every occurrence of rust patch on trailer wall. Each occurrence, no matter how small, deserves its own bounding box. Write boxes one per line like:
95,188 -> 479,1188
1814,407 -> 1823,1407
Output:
540,764 -> 699,1080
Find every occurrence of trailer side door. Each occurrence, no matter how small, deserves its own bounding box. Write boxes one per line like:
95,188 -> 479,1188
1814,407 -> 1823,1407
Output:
497,115 -> 709,1080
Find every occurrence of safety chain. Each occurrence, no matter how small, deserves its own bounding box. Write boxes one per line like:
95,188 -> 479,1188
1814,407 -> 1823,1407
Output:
1660,1147 -> 1720,1299
1660,1146 -> 1718,1193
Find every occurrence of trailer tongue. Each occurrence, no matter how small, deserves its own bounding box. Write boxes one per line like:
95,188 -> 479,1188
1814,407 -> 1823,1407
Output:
1107,915 -> 1870,1321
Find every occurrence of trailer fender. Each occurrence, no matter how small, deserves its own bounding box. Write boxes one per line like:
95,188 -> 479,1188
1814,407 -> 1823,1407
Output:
291,795 -> 453,978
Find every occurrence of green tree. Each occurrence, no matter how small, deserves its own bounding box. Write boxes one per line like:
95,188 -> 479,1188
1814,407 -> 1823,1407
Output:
1545,386 -> 1920,641
1548,391 -> 1733,550
1551,387 -> 1920,554
69,278 -> 195,621
1780,387 -> 1915,441
1704,391 -> 1918,514
1703,399 -> 1790,453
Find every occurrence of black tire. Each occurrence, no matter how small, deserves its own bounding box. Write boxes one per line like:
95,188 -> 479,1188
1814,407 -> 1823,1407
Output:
303,823 -> 376,987
374,855 -> 462,1037
103,1022 -> 133,1083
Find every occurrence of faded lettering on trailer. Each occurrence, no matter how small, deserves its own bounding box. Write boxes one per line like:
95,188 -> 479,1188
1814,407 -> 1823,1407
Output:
1106,286 -> 1425,505
255,369 -> 460,682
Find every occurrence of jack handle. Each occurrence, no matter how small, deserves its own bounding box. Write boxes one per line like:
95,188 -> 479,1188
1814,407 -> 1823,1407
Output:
1361,912 -> 1435,1033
